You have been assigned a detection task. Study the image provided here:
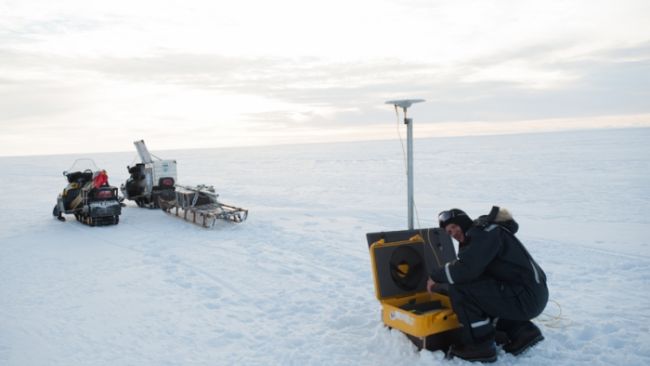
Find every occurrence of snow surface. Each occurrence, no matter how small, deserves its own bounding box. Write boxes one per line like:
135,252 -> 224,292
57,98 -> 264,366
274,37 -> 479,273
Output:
1,128 -> 649,365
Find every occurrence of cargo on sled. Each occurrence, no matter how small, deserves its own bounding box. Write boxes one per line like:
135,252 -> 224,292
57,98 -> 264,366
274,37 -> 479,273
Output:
158,184 -> 248,227
122,140 -> 248,228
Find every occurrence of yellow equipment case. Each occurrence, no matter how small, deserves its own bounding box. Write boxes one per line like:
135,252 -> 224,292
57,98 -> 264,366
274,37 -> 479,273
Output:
366,228 -> 462,351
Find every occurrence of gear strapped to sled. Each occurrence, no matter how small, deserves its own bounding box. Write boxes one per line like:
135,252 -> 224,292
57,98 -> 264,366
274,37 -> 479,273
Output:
158,184 -> 248,228
122,140 -> 248,228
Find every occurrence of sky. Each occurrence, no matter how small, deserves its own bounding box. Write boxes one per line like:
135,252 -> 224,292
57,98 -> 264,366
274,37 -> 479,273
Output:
1,0 -> 650,156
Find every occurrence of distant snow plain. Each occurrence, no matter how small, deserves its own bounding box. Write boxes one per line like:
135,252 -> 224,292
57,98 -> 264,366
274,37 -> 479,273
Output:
1,127 -> 649,365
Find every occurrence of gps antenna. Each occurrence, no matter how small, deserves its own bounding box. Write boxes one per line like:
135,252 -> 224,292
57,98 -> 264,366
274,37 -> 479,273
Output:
385,99 -> 425,230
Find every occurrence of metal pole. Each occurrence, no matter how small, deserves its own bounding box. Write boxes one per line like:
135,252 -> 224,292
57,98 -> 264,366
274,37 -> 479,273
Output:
405,113 -> 414,230
384,98 -> 424,230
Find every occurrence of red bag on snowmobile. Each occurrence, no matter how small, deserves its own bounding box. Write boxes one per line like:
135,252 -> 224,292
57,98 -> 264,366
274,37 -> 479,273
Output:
93,170 -> 109,189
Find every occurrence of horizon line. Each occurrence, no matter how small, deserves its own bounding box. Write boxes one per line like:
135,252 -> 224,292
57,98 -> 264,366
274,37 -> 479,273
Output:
1,118 -> 649,159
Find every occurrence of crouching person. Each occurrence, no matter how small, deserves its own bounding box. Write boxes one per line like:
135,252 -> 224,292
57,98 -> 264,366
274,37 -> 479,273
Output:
427,208 -> 548,362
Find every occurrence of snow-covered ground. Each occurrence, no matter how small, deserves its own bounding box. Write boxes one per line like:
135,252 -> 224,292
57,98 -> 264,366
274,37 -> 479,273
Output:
1,127 -> 649,365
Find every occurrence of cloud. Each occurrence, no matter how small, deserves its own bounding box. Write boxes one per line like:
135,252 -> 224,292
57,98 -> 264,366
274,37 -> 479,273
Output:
2,40 -> 650,136
1,0 -> 650,155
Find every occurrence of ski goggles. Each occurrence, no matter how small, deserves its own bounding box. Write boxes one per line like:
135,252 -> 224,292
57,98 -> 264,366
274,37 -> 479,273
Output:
438,209 -> 467,227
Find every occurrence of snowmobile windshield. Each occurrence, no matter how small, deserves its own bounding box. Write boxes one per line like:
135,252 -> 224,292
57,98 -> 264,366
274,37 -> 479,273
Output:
64,159 -> 99,175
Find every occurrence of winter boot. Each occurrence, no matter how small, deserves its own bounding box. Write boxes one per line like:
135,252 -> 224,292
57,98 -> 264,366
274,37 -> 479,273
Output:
503,321 -> 544,355
495,330 -> 509,346
447,339 -> 497,363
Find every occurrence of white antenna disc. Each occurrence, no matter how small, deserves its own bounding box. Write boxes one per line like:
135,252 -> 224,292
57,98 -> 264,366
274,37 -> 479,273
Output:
385,99 -> 425,109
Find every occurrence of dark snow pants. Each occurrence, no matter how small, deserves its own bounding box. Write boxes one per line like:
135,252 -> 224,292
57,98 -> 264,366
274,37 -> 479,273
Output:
448,276 -> 548,344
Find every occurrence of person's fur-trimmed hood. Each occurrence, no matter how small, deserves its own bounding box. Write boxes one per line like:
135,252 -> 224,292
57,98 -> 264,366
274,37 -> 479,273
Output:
475,206 -> 519,234
495,207 -> 513,223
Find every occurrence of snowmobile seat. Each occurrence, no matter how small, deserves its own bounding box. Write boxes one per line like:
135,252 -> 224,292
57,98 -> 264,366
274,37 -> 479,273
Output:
92,186 -> 117,200
65,172 -> 78,183
66,171 -> 93,183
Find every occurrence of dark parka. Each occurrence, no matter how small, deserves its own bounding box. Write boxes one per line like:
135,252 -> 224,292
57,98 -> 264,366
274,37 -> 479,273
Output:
430,212 -> 548,343
431,224 -> 546,289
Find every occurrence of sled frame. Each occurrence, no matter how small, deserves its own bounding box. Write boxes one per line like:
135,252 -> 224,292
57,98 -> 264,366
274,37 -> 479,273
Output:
159,184 -> 248,228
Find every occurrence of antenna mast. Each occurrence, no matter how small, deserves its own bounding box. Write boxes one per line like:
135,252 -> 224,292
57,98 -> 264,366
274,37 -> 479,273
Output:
385,99 -> 425,230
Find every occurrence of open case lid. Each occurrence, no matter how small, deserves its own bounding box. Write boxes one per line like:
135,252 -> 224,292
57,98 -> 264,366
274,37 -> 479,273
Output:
366,228 -> 456,300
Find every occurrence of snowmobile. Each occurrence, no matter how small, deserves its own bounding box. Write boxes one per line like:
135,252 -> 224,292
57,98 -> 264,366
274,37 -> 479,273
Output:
52,159 -> 122,226
121,140 -> 177,208
122,139 -> 248,228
